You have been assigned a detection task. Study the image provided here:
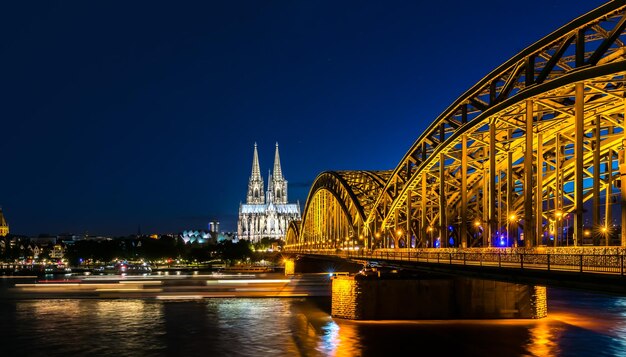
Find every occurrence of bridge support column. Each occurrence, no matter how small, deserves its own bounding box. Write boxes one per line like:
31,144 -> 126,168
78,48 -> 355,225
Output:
593,116 -> 601,238
489,122 -> 496,247
621,97 -> 626,247
284,258 -> 296,276
461,134 -> 468,248
422,174 -> 427,247
507,150 -> 514,245
331,273 -> 547,320
606,146 -> 612,245
555,134 -> 561,246
536,132 -> 543,246
439,153 -> 447,247
406,190 -> 411,248
574,82 -> 584,247
524,99 -> 535,247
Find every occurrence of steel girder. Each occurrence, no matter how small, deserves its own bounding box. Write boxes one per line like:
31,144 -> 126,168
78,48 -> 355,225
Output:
364,1 -> 626,248
285,170 -> 391,250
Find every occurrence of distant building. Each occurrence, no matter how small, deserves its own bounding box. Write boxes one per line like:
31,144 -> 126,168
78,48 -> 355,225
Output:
217,232 -> 238,244
50,244 -> 65,259
0,207 -> 9,237
209,221 -> 220,233
238,143 -> 301,242
180,230 -> 213,244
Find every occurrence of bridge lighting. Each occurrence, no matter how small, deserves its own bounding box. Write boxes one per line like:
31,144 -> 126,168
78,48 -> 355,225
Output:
427,226 -> 433,233
509,214 -> 517,222
584,230 -> 591,236
396,229 -> 403,237
555,211 -> 563,219
474,220 -> 481,227
375,232 -> 381,239
601,226 -> 608,234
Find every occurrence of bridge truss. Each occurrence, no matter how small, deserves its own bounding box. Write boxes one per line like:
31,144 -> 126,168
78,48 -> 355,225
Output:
286,1 -> 626,251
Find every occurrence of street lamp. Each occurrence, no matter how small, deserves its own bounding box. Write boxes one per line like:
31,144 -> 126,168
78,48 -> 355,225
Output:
600,226 -> 608,246
564,214 -> 570,246
509,214 -> 518,247
555,211 -> 563,246
427,226 -> 434,248
474,220 -> 482,246
396,229 -> 403,248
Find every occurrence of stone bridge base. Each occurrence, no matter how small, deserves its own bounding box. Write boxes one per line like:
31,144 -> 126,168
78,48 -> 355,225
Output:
331,272 -> 547,320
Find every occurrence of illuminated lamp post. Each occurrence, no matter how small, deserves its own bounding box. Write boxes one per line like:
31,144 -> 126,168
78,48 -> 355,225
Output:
396,229 -> 403,249
427,226 -> 434,248
474,220 -> 481,246
509,214 -> 518,247
601,226 -> 608,246
555,211 -> 563,246
564,214 -> 570,246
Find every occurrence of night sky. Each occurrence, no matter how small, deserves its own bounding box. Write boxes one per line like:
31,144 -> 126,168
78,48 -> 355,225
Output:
0,1 -> 609,236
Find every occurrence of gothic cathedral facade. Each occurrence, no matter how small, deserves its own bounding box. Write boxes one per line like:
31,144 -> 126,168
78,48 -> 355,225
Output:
238,143 -> 301,242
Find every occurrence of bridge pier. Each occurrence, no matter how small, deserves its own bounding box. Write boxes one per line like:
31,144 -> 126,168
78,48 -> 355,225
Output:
331,271 -> 547,320
283,256 -> 362,276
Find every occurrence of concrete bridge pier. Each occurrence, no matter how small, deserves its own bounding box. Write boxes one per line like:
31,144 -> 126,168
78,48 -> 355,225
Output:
283,256 -> 363,276
331,270 -> 547,320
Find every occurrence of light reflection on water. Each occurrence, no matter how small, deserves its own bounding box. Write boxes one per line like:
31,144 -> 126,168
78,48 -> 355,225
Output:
0,288 -> 626,356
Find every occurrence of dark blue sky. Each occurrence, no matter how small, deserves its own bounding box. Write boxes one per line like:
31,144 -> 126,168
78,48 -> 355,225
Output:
0,1 -> 608,236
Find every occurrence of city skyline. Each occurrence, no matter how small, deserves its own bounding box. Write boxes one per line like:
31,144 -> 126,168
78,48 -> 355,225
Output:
0,0 -> 608,236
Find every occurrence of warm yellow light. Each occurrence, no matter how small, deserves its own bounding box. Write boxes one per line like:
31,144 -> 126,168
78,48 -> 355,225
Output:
601,227 -> 608,233
509,214 -> 517,221
427,226 -> 433,232
555,211 -> 563,218
396,229 -> 403,237
474,221 -> 481,227
584,230 -> 590,236
375,232 -> 381,238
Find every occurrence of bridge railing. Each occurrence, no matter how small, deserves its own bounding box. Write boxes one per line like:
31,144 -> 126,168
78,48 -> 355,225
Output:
290,248 -> 626,276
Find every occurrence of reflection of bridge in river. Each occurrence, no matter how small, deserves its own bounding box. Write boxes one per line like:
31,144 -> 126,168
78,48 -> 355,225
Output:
286,2 -> 626,273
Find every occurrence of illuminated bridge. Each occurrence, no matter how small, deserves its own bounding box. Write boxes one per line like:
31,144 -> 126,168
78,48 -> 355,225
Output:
285,1 -> 626,284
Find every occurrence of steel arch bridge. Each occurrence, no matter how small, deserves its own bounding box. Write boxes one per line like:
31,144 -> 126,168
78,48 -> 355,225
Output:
286,1 -> 626,252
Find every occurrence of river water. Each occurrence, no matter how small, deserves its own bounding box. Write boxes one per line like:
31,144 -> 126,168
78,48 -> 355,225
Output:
0,275 -> 625,357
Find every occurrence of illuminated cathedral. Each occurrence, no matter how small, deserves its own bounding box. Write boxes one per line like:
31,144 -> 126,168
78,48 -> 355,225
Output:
0,207 -> 8,237
238,143 -> 301,242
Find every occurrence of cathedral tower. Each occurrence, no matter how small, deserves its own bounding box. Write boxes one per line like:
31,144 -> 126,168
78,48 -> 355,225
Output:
0,207 -> 9,237
272,142 -> 288,204
246,143 -> 265,204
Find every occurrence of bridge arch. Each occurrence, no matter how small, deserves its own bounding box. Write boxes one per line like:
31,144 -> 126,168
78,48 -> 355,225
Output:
285,171 -> 391,250
361,1 -> 626,249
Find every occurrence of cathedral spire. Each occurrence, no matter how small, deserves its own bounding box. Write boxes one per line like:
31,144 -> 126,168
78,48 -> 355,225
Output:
0,207 -> 8,237
251,142 -> 262,181
273,142 -> 283,180
267,169 -> 274,203
246,143 -> 264,204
